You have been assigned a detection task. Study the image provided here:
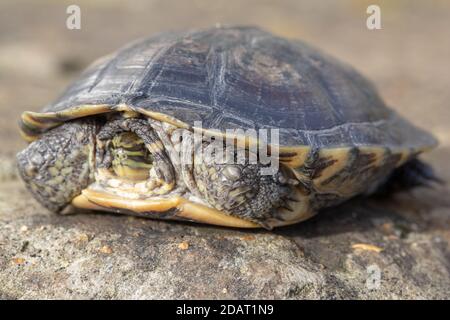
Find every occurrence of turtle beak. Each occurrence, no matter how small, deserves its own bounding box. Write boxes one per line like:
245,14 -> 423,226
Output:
71,187 -> 260,228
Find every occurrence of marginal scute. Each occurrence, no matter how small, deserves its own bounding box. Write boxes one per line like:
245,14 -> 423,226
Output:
392,146 -> 433,168
311,148 -> 350,185
21,104 -> 112,141
279,146 -> 311,169
358,146 -> 386,168
195,127 -> 313,175
135,107 -> 191,129
19,103 -> 194,142
308,147 -> 387,197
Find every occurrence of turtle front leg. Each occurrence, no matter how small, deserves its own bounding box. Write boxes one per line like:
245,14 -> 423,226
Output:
16,120 -> 98,212
170,129 -> 301,228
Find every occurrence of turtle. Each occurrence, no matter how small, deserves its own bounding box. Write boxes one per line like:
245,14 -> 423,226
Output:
16,26 -> 439,229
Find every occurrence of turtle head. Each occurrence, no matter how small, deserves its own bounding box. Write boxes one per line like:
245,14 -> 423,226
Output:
16,120 -> 97,212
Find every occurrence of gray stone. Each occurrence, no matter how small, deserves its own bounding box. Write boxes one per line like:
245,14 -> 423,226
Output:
1,177 -> 449,299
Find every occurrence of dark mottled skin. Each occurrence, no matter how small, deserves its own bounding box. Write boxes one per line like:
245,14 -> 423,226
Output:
16,120 -> 97,211
192,142 -> 294,225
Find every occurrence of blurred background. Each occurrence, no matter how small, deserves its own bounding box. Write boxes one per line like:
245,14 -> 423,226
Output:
1,0 -> 449,299
0,0 -> 449,175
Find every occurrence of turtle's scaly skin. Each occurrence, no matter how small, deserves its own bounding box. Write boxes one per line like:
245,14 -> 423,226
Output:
17,120 -> 97,212
17,26 -> 438,228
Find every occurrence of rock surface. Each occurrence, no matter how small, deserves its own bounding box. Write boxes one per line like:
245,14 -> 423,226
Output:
0,0 -> 449,299
1,178 -> 449,299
